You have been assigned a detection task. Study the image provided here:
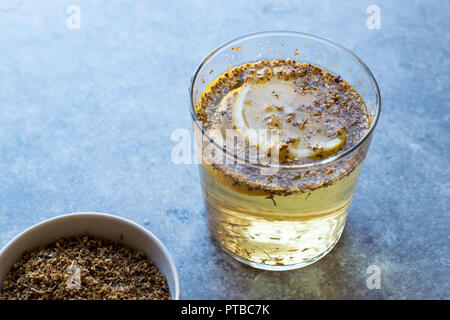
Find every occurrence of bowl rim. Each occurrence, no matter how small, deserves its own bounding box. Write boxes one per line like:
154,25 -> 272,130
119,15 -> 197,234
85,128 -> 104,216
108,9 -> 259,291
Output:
0,212 -> 181,300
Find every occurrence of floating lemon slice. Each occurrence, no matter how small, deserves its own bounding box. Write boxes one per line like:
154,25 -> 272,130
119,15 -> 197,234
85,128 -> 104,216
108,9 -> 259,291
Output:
291,135 -> 346,159
232,79 -> 303,150
215,78 -> 346,160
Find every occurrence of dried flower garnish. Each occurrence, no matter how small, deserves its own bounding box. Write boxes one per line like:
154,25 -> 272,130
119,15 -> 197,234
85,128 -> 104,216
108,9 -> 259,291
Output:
0,236 -> 171,300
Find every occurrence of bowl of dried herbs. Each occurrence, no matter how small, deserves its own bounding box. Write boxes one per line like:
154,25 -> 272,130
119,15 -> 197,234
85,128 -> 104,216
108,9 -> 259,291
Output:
0,212 -> 181,300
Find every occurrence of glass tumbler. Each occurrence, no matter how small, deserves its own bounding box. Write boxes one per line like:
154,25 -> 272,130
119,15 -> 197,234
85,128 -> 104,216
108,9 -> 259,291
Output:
189,31 -> 380,270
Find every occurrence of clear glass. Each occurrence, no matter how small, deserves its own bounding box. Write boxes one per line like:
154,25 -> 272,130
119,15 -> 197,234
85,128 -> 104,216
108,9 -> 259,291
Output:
189,31 -> 381,270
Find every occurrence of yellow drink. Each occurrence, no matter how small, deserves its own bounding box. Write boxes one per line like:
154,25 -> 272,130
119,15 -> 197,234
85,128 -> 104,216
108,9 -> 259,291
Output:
190,32 -> 380,270
200,160 -> 363,268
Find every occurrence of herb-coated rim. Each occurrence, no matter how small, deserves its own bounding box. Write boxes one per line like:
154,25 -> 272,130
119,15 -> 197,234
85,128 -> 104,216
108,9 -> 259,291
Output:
188,30 -> 381,169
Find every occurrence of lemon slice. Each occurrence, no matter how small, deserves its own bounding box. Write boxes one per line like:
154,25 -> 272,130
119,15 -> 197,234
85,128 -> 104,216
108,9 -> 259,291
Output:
233,79 -> 306,151
290,135 -> 346,158
217,78 -> 346,160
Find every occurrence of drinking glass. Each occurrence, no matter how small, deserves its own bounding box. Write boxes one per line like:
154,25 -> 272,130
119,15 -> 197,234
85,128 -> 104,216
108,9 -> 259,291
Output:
189,31 -> 381,270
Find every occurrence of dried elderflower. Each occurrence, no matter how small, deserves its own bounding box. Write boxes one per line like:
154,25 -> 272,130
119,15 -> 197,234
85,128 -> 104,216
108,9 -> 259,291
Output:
0,235 -> 171,300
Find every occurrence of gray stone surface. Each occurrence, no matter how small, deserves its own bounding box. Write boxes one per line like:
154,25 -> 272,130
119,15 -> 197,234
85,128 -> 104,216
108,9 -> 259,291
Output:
0,0 -> 448,299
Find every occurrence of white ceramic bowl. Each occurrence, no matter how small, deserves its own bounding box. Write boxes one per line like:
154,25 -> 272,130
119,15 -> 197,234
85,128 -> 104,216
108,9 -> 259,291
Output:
0,212 -> 181,299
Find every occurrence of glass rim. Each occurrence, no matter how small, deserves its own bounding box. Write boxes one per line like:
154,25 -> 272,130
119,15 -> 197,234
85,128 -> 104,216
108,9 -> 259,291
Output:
188,30 -> 381,169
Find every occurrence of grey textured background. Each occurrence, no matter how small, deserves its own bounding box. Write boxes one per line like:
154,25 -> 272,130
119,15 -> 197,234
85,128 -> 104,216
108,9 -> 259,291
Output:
0,0 -> 449,299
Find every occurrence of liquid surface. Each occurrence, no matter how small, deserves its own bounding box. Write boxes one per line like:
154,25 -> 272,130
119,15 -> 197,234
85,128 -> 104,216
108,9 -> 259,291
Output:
197,59 -> 370,167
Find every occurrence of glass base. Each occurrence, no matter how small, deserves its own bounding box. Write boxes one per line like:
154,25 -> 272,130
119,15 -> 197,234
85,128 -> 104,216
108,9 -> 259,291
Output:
219,228 -> 344,271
